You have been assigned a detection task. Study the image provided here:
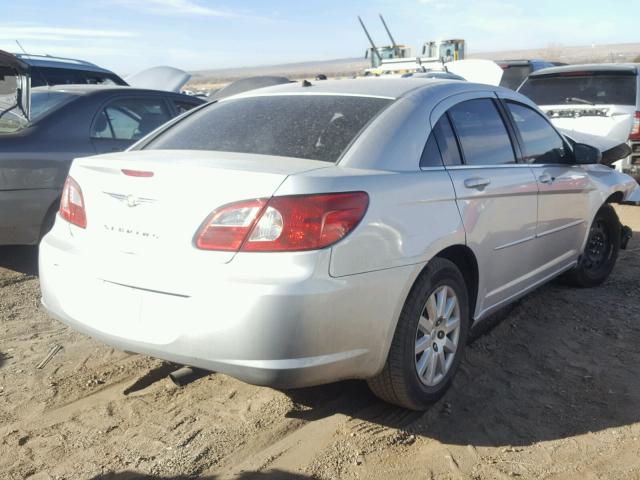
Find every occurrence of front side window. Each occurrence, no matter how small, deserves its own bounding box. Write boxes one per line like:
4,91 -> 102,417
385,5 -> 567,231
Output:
92,97 -> 171,140
145,95 -> 392,163
448,98 -> 516,166
507,102 -> 568,164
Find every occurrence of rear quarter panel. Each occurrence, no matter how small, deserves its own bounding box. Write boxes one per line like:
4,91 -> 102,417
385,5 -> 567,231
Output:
275,167 -> 464,278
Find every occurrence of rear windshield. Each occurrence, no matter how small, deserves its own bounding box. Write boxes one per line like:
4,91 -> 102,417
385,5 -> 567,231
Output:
31,91 -> 77,120
519,71 -> 637,106
499,65 -> 531,90
145,94 -> 392,163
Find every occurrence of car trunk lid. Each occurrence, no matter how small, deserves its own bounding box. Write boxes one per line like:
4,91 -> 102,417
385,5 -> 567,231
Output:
67,150 -> 330,293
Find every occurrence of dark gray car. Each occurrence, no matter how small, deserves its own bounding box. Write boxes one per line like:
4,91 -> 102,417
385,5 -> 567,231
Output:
0,85 -> 204,245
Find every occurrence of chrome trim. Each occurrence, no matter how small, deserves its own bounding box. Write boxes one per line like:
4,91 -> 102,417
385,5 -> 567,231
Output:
419,166 -> 446,172
445,163 -> 532,170
537,219 -> 585,238
494,235 -> 535,251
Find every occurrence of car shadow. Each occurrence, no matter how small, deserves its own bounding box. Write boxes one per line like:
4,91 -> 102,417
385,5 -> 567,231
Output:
90,470 -> 315,479
0,245 -> 39,276
282,247 -> 640,447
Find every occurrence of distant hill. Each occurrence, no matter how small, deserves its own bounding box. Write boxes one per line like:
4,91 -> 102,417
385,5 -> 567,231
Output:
469,42 -> 640,64
187,42 -> 640,89
189,57 -> 368,89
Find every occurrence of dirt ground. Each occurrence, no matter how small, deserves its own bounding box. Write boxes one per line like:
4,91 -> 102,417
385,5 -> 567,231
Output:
1,205 -> 639,480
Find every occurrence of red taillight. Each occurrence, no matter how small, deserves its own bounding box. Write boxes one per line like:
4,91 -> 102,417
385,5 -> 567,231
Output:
629,112 -> 640,141
59,176 -> 87,228
195,192 -> 369,252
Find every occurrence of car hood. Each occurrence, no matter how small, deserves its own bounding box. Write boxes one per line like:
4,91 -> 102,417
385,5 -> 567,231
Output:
126,66 -> 191,93
444,59 -> 503,86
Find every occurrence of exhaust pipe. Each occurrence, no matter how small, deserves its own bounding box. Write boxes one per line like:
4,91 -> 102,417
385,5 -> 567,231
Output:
169,366 -> 209,386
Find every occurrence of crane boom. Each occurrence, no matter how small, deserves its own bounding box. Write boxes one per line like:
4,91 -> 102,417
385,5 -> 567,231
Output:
379,14 -> 398,49
358,16 -> 382,64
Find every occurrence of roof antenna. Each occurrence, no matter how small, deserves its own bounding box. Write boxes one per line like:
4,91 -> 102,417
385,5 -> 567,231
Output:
15,40 -> 27,54
15,40 -> 49,87
302,79 -> 313,87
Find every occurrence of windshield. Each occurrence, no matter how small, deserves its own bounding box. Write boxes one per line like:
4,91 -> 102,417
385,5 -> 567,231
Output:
145,94 -> 392,163
519,71 -> 637,106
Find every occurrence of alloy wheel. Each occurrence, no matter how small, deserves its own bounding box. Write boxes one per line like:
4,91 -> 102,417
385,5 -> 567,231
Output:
414,285 -> 461,387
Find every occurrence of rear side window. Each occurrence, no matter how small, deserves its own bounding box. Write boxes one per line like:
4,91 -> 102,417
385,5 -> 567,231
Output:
420,114 -> 462,168
448,98 -> 516,165
420,133 -> 442,167
146,95 -> 392,163
507,102 -> 568,164
92,97 -> 171,140
519,72 -> 637,106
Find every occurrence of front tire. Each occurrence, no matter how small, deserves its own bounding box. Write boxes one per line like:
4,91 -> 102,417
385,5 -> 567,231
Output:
367,258 -> 470,410
563,204 -> 621,288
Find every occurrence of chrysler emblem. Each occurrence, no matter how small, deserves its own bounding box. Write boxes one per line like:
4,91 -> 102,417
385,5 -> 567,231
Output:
104,192 -> 156,207
126,194 -> 139,208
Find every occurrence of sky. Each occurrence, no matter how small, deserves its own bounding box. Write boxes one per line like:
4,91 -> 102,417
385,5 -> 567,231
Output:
1,0 -> 638,76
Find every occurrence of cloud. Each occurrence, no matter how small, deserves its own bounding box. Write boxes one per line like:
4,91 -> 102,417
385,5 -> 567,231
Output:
115,0 -> 237,17
0,26 -> 138,41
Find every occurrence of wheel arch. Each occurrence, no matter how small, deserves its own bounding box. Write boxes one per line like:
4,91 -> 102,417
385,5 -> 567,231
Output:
434,244 -> 480,322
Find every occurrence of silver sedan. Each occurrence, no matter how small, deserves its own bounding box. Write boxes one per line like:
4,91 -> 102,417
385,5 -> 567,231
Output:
40,78 -> 640,410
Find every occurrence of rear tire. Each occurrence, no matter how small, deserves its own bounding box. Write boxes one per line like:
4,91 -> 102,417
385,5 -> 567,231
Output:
367,258 -> 469,410
562,204 -> 621,288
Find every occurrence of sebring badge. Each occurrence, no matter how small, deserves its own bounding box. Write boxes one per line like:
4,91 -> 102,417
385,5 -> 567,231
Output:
104,192 -> 156,208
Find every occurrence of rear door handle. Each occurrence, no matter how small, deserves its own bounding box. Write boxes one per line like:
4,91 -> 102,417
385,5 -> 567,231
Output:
539,173 -> 555,184
464,177 -> 491,190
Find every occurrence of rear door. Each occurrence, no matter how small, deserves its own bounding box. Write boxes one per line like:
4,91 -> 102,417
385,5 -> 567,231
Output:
91,95 -> 173,154
502,98 -> 590,271
432,92 -> 540,317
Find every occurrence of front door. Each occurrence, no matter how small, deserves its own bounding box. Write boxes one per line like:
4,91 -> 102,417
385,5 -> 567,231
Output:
503,100 -> 590,272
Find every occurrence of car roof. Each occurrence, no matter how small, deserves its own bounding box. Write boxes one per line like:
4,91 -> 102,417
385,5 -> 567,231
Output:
529,63 -> 639,77
225,77 -> 474,100
496,59 -> 546,65
13,53 -> 116,74
31,84 -> 195,97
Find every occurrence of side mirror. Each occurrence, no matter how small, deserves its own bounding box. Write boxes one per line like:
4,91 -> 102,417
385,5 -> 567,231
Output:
573,143 -> 602,165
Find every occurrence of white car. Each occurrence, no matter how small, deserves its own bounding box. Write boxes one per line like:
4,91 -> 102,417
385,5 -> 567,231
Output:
518,63 -> 640,178
40,79 -> 640,410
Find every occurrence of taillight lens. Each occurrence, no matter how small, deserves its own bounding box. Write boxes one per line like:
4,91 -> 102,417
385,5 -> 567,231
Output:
629,112 -> 640,141
59,176 -> 87,228
195,192 -> 369,252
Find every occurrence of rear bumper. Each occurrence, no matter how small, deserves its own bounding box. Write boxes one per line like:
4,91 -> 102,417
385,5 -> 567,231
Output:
39,228 -> 414,388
